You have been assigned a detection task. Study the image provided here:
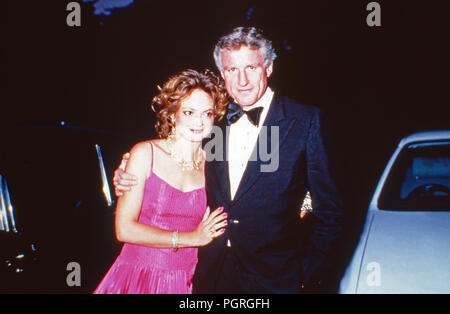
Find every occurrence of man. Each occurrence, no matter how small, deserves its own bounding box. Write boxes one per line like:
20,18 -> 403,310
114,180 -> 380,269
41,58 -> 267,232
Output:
114,27 -> 343,293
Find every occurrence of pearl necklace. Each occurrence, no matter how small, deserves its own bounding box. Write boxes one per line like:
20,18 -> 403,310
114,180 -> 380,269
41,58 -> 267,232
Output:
167,138 -> 203,171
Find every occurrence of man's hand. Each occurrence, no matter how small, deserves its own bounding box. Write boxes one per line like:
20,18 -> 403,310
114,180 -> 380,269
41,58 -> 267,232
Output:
113,153 -> 138,197
300,210 -> 309,219
299,191 -> 313,219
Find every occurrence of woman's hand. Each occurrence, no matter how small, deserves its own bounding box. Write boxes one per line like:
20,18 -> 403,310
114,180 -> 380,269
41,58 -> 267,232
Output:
190,206 -> 227,247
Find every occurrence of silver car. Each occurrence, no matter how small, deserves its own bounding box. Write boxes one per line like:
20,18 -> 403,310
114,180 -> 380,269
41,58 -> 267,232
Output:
340,130 -> 450,293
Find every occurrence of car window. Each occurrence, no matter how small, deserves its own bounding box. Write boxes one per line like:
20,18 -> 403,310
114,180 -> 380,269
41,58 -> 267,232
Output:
378,141 -> 450,210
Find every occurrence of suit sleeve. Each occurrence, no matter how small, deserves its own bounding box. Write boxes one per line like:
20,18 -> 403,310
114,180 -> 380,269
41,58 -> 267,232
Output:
302,107 -> 344,288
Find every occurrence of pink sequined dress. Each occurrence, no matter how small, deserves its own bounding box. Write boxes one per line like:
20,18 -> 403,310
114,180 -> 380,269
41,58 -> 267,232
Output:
94,143 -> 206,294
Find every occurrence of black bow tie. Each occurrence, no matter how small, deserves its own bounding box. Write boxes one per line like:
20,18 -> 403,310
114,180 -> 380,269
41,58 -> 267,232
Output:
226,103 -> 264,127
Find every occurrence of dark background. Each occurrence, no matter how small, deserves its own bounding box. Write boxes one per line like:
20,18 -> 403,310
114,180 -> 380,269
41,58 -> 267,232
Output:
3,0 -> 450,290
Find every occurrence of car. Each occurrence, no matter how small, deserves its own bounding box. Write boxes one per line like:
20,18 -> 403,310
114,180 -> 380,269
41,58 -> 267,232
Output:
339,130 -> 450,293
0,125 -> 131,293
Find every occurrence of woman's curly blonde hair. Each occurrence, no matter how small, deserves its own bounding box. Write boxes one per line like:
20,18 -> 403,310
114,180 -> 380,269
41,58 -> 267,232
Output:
151,69 -> 229,139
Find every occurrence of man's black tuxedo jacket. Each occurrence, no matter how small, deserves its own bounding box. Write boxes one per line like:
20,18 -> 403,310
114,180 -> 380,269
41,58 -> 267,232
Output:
193,95 -> 344,293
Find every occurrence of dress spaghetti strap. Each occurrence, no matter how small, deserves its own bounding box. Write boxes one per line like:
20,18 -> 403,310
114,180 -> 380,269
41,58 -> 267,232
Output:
149,141 -> 154,176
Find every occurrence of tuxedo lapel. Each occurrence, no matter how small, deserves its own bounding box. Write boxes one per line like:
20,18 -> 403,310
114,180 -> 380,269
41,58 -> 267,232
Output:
232,96 -> 295,203
205,118 -> 232,205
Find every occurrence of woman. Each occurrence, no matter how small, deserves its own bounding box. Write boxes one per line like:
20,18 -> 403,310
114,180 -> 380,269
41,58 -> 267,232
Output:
94,69 -> 229,294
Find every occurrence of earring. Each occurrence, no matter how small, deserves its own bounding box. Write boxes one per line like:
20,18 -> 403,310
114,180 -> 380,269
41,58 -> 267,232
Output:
168,116 -> 176,139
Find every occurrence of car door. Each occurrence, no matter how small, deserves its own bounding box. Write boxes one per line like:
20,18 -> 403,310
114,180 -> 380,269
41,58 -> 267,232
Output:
355,210 -> 450,293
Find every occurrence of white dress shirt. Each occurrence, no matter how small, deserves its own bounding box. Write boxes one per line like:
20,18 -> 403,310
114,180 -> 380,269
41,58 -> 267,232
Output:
228,87 -> 274,200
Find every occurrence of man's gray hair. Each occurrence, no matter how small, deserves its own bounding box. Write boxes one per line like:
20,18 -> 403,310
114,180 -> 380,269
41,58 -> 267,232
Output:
213,27 -> 277,72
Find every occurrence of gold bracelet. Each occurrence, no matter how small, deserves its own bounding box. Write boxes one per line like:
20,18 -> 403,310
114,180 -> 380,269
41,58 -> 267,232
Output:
172,230 -> 179,252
